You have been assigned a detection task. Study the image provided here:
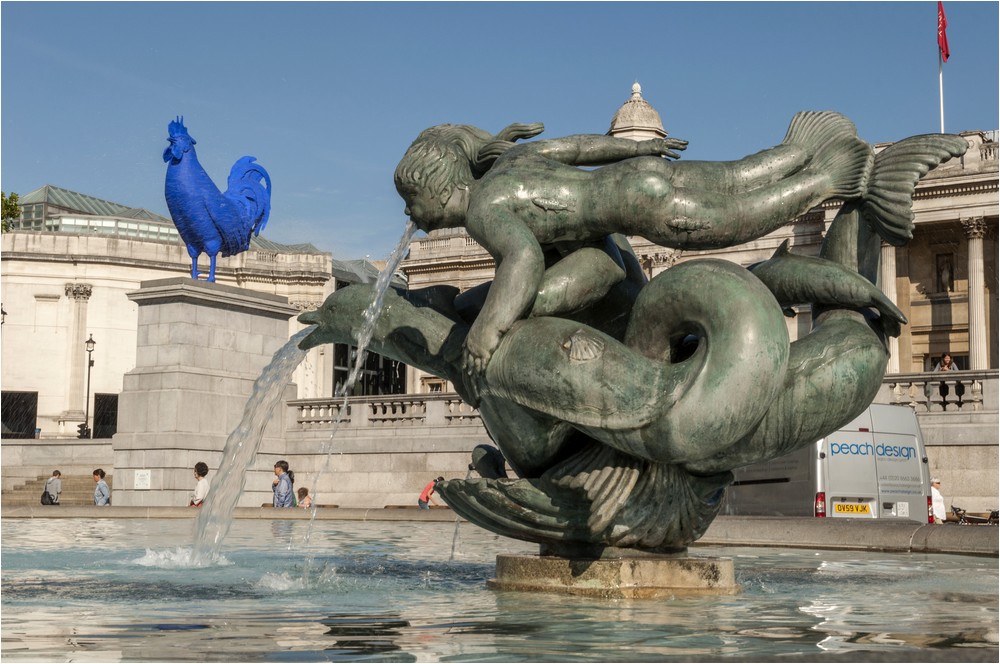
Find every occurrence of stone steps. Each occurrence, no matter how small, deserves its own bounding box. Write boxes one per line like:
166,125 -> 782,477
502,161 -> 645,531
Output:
1,474 -> 113,507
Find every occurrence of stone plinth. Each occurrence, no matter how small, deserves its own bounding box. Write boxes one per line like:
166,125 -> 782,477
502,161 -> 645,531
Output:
488,553 -> 739,598
113,278 -> 298,507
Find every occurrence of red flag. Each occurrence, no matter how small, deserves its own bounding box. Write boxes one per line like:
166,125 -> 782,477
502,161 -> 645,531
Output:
937,2 -> 950,62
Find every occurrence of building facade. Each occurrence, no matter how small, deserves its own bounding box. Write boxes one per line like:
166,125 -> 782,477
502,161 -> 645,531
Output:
1,185 -> 340,439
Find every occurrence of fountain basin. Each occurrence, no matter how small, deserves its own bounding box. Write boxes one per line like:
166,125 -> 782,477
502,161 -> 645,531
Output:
3,518 -> 997,662
5,507 -> 996,556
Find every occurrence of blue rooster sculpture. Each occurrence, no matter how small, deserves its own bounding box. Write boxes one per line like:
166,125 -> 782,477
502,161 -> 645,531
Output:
163,117 -> 272,282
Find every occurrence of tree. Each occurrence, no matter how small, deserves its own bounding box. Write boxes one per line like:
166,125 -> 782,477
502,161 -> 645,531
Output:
2,191 -> 21,233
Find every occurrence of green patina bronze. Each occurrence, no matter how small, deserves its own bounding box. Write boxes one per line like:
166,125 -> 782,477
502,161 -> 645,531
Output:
300,112 -> 966,554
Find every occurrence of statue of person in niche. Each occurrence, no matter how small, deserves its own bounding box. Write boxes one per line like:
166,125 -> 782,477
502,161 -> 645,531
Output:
394,112 -> 877,383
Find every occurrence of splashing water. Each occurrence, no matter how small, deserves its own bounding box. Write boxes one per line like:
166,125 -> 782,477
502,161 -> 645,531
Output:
191,221 -> 417,564
449,465 -> 474,561
341,221 -> 417,397
300,221 -> 417,550
192,328 -> 313,564
134,547 -> 231,568
311,224 -> 416,474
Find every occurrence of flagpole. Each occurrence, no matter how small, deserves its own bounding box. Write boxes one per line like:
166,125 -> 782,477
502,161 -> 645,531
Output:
939,52 -> 945,133
937,1 -> 948,133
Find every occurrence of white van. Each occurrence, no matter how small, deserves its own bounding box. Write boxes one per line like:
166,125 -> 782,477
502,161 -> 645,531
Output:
721,404 -> 932,523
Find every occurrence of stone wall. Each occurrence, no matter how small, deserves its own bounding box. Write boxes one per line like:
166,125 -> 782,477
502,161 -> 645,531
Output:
925,444 -> 998,513
0,439 -> 114,491
284,395 -> 489,508
5,366 -> 994,510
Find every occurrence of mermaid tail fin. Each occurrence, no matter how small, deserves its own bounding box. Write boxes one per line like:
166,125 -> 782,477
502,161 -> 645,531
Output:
862,134 -> 968,246
438,442 -> 729,551
782,111 -> 858,150
782,111 -> 873,200
437,444 -> 641,546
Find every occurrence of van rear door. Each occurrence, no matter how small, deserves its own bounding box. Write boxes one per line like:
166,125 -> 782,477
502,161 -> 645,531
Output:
869,404 -> 929,521
822,410 -> 879,518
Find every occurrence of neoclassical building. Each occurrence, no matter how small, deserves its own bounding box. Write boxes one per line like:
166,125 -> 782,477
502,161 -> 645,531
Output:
0,185 -> 366,438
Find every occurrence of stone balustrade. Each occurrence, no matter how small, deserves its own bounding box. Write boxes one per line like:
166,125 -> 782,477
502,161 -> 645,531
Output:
290,371 -> 998,434
4,373 -> 993,510
284,372 -> 997,509
879,370 -> 997,413
289,393 -> 484,430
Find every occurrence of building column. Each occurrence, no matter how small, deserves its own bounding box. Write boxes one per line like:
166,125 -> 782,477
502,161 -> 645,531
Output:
291,299 -> 325,399
962,217 -> 988,370
62,283 -> 93,420
879,243 -> 900,373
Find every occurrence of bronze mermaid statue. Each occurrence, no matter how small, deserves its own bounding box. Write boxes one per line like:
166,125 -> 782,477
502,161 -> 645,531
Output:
299,112 -> 966,553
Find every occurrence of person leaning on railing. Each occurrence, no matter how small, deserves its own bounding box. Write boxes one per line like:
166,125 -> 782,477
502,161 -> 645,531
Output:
931,352 -> 965,401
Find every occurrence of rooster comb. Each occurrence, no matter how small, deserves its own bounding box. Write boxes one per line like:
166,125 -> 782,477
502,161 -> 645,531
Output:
167,116 -> 189,138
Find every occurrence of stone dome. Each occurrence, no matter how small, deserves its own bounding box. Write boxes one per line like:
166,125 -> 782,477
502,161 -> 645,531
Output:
607,82 -> 667,140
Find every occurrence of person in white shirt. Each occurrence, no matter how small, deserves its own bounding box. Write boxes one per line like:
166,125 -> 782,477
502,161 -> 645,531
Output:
189,462 -> 209,507
931,478 -> 947,524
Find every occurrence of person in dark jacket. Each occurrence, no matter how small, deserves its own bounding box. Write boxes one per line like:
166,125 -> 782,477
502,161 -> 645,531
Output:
44,470 -> 62,505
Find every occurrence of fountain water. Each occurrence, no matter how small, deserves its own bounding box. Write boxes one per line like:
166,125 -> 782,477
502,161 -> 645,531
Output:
3,518 -> 997,662
193,222 -> 416,563
192,328 -> 311,564
299,222 -> 415,542
449,465 -> 474,561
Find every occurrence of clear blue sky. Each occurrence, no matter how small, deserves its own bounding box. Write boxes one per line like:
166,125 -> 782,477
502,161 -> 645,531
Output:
2,1 -> 997,260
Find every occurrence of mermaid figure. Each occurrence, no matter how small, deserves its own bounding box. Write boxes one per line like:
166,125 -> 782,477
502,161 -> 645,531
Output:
396,112 -> 882,381
302,116 -> 966,552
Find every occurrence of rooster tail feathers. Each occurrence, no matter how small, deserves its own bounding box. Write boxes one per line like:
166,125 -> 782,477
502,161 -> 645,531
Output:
226,156 -> 272,236
861,134 -> 967,246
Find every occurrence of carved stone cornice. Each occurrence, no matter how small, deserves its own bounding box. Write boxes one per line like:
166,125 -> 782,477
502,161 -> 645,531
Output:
289,300 -> 323,312
961,217 -> 988,239
64,282 -> 93,300
915,179 -> 998,201
404,257 -> 496,276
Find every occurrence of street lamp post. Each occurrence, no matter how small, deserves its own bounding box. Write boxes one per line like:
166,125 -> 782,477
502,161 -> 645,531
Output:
82,334 -> 96,439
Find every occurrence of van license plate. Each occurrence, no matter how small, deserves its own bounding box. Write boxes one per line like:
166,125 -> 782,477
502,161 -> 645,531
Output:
834,503 -> 870,514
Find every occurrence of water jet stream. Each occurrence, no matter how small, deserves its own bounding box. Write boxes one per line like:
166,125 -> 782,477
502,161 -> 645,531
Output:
449,465 -> 474,561
192,328 -> 312,564
192,222 -> 416,565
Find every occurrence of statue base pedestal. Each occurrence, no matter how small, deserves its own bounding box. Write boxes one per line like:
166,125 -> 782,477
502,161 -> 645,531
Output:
488,553 -> 739,598
113,278 -> 298,507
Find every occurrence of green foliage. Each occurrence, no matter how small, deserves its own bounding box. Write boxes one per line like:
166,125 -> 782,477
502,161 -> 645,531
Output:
2,191 -> 21,233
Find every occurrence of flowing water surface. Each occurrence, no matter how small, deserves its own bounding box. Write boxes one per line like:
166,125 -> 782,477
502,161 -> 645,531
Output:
2,518 -> 997,662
